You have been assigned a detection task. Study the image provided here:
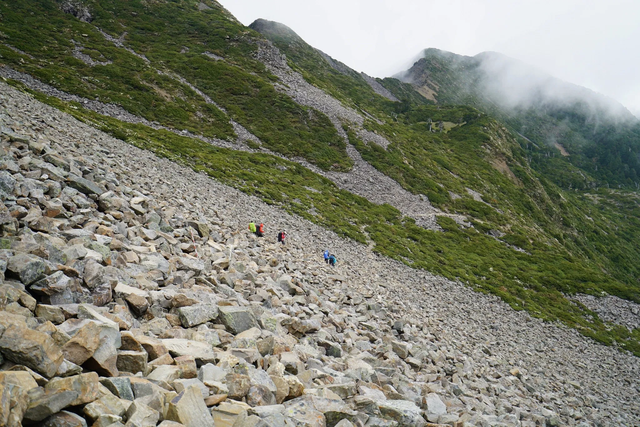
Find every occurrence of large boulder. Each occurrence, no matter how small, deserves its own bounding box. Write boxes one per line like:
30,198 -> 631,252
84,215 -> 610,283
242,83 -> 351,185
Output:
177,304 -> 219,328
45,372 -> 101,406
124,400 -> 159,427
42,410 -> 89,427
0,170 -> 16,198
7,253 -> 46,285
166,385 -> 214,427
376,400 -> 426,427
161,339 -> 216,365
24,389 -> 80,422
66,174 -> 104,196
0,325 -> 64,378
0,382 -> 28,427
61,320 -> 102,365
218,306 -> 258,335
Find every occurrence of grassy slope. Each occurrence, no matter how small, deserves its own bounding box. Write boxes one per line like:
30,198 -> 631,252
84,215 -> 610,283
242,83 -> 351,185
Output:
0,0 -> 352,171
410,49 -> 640,188
1,1 -> 639,354
256,24 -> 640,353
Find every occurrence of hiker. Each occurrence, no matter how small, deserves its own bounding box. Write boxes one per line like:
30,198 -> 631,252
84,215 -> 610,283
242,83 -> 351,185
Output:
329,254 -> 337,267
277,230 -> 286,244
323,249 -> 329,264
256,222 -> 264,237
248,221 -> 256,234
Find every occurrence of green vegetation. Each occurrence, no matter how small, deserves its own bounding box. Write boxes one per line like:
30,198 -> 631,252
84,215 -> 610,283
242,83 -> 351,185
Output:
2,1 -> 640,355
0,0 -> 351,170
249,19 -> 403,119
17,80 -> 640,356
408,49 -> 640,188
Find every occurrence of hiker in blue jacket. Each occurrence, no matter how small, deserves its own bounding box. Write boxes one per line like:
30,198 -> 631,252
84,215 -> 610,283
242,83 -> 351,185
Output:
323,249 -> 330,264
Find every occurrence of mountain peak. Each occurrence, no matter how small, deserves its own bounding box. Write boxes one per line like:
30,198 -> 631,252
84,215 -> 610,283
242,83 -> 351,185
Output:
249,19 -> 303,43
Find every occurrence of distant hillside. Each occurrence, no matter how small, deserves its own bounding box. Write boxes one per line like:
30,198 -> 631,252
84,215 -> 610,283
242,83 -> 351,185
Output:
399,49 -> 640,188
1,0 -> 639,355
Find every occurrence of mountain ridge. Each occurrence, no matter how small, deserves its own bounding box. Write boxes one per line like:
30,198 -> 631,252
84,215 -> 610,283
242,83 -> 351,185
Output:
1,0 -> 639,366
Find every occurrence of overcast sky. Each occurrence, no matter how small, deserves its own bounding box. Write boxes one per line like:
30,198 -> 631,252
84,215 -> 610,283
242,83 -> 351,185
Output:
219,0 -> 640,117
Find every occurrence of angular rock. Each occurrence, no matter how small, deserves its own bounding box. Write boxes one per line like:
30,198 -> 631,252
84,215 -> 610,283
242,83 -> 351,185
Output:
67,174 -> 104,196
45,372 -> 101,406
391,341 -> 409,359
0,324 -> 64,378
377,400 -> 426,427
247,384 -> 277,407
83,393 -> 128,422
187,221 -> 209,238
0,382 -> 28,427
124,400 -> 159,427
100,377 -> 134,401
0,370 -> 39,392
136,335 -> 168,361
161,339 -> 216,365
125,293 -> 149,317
226,373 -> 251,400
166,385 -> 215,427
7,253 -> 46,285
30,271 -> 74,301
120,331 -> 144,352
211,401 -> 250,427
147,365 -> 183,383
177,303 -> 218,328
77,309 -> 121,377
117,350 -> 148,374
61,320 -> 102,365
0,170 -> 16,198
424,393 -> 447,416
43,410 -> 89,427
218,306 -> 258,335
24,389 -> 80,422
172,378 -> 209,398
284,396 -> 325,427
283,318 -> 321,336
174,355 -> 197,379
36,304 -> 66,324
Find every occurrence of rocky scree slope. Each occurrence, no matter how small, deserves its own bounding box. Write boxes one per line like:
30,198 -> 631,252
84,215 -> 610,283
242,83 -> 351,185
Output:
1,82 -> 640,426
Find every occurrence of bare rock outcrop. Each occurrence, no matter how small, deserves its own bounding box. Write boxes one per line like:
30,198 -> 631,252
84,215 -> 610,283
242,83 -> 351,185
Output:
0,81 -> 638,426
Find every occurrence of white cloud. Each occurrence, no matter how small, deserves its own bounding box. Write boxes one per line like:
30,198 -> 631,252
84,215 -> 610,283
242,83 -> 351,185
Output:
219,0 -> 640,116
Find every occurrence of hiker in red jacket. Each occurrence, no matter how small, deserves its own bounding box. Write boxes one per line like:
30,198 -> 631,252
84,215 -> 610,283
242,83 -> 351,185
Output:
277,230 -> 286,244
256,222 -> 264,237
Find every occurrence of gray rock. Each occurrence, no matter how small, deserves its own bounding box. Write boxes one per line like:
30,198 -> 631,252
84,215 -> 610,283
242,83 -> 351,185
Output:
424,393 -> 447,416
24,388 -> 80,422
124,400 -> 159,427
36,304 -> 66,324
161,339 -> 217,365
45,372 -> 101,406
7,253 -> 46,285
83,393 -> 128,422
0,324 -> 64,377
284,396 -> 325,427
376,400 -> 425,427
172,378 -> 209,398
0,170 -> 16,198
67,173 -> 104,195
177,303 -> 219,328
117,350 -> 148,374
43,410 -> 89,427
100,377 -> 134,401
166,385 -> 215,427
218,306 -> 258,335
